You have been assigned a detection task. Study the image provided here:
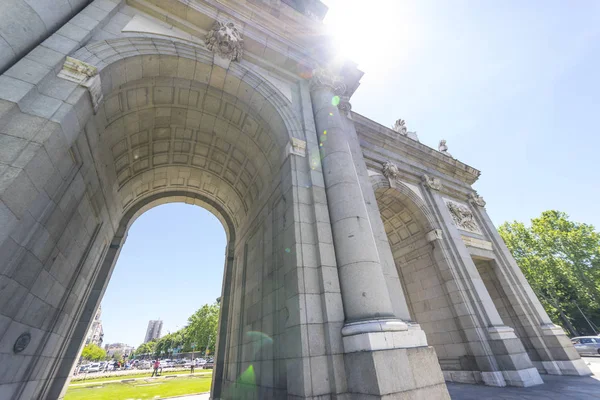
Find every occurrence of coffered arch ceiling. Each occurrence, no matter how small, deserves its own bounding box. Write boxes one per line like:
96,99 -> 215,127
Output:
85,70 -> 293,232
375,188 -> 427,249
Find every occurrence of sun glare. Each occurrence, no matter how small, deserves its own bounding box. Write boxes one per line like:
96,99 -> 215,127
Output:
322,0 -> 422,73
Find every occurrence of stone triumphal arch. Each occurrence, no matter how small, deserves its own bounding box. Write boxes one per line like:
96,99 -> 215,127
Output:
0,0 -> 591,399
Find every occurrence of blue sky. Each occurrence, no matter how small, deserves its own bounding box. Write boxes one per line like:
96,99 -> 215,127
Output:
101,0 -> 600,347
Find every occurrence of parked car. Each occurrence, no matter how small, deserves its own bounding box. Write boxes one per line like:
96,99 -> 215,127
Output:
161,359 -> 174,368
203,361 -> 214,369
138,360 -> 152,369
571,336 -> 600,355
87,363 -> 101,373
195,358 -> 207,366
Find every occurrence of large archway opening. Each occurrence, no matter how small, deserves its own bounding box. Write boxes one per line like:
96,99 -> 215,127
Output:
65,202 -> 227,398
9,38 -> 307,400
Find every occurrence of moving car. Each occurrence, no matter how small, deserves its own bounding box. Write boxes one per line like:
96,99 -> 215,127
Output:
571,336 -> 600,356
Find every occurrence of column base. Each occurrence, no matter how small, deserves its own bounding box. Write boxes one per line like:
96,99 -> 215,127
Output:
344,346 -> 450,399
342,319 -> 427,352
486,326 -> 544,387
533,359 -> 593,376
538,324 -> 593,376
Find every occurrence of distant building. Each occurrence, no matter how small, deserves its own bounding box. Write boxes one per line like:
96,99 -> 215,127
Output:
144,320 -> 163,343
84,306 -> 103,347
105,342 -> 135,358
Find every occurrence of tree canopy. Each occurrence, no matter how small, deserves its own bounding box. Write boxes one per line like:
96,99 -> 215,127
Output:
135,340 -> 156,356
499,210 -> 600,336
149,302 -> 220,357
81,343 -> 106,361
186,302 -> 220,355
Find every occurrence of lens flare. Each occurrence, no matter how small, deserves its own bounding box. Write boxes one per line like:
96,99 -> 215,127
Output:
331,96 -> 340,106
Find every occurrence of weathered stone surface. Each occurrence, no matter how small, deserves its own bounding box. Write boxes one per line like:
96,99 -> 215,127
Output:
0,1 -> 588,399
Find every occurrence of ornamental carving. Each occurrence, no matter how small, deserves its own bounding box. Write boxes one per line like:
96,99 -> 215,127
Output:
468,192 -> 486,207
57,57 -> 103,114
382,161 -> 401,180
438,139 -> 452,157
338,96 -> 352,116
309,67 -> 346,95
392,119 -> 408,135
422,174 -> 442,191
205,21 -> 244,61
445,200 -> 482,234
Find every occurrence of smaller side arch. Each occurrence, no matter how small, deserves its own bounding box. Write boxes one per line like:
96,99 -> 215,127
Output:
370,174 -> 439,233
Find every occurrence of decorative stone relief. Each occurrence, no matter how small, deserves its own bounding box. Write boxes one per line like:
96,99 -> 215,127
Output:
444,199 -> 482,234
310,67 -> 346,95
438,139 -> 452,157
13,332 -> 31,354
421,174 -> 442,191
58,57 -> 103,114
382,161 -> 401,180
288,138 -> 306,157
205,21 -> 244,62
468,192 -> 486,207
338,96 -> 352,117
392,119 -> 408,135
392,119 -> 419,141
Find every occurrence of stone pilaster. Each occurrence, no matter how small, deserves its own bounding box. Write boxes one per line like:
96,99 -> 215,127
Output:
422,182 -> 544,387
470,200 -> 592,377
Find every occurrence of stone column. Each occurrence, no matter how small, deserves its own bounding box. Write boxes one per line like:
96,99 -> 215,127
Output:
309,67 -> 398,326
309,68 -> 449,399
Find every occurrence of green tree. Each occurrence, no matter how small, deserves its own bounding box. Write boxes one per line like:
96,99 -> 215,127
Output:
81,343 -> 106,361
186,302 -> 220,355
135,340 -> 157,357
499,210 -> 600,336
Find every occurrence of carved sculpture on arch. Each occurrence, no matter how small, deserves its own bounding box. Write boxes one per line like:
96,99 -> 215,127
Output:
444,198 -> 482,234
382,161 -> 401,181
205,20 -> 244,62
421,174 -> 442,191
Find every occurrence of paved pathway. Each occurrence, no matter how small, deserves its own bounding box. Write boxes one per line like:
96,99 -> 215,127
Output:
168,394 -> 209,400
449,357 -> 600,399
448,374 -> 600,399
78,357 -> 600,400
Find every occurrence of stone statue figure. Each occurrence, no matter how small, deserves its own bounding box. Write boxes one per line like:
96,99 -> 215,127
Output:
438,140 -> 452,157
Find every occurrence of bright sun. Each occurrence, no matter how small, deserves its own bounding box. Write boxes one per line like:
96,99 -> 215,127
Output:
322,0 -> 422,73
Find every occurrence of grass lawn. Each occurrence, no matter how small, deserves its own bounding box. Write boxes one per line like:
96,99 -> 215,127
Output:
64,375 -> 212,400
71,370 -> 212,385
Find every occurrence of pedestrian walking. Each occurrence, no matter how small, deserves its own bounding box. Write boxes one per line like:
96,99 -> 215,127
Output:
151,359 -> 160,377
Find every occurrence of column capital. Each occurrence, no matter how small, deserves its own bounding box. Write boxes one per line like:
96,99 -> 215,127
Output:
310,67 -> 347,95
